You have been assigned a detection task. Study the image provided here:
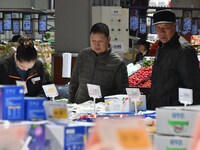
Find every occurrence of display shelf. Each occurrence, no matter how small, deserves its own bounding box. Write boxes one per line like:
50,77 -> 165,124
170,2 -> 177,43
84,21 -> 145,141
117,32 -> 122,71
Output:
123,6 -> 200,11
0,8 -> 55,15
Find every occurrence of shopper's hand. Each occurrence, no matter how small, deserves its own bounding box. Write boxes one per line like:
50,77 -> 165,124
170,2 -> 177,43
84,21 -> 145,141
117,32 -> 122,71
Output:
86,126 -> 108,150
190,115 -> 200,150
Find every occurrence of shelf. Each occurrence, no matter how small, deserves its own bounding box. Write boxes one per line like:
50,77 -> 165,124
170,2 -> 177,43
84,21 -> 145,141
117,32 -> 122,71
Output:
0,8 -> 55,15
123,6 -> 200,11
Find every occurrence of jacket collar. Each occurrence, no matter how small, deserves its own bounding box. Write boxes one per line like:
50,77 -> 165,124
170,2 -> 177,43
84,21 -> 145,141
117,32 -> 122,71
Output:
90,48 -> 111,58
8,54 -> 38,79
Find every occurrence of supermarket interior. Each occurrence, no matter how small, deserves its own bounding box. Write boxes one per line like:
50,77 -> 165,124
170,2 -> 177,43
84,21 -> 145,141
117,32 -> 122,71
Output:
1,0 -> 200,150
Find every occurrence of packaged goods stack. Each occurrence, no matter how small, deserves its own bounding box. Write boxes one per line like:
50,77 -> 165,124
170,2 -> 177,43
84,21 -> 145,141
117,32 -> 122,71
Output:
154,106 -> 200,150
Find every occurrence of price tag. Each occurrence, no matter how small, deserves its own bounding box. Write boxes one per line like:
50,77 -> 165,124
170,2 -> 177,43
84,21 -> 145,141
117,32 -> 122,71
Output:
126,88 -> 141,100
16,80 -> 27,94
42,84 -> 58,98
179,88 -> 193,105
53,108 -> 68,119
96,118 -> 153,150
87,84 -> 102,99
43,101 -> 69,124
117,129 -> 152,148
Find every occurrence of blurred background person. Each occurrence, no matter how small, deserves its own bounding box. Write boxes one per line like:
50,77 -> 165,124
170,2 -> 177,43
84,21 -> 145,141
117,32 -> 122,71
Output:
134,39 -> 150,64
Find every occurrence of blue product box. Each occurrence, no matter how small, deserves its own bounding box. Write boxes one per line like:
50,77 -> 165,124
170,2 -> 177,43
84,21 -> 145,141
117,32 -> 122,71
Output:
45,122 -> 94,150
27,122 -> 46,150
0,85 -> 24,121
25,97 -> 47,121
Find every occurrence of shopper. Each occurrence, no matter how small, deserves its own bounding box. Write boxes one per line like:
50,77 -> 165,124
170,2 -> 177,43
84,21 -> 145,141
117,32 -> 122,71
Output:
147,9 -> 200,110
134,39 -> 150,63
69,22 -> 128,104
0,36 -> 46,97
9,34 -> 21,42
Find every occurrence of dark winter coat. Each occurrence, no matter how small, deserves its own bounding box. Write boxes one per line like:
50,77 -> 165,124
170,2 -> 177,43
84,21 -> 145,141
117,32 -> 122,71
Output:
0,54 -> 45,96
148,33 -> 200,110
69,48 -> 128,104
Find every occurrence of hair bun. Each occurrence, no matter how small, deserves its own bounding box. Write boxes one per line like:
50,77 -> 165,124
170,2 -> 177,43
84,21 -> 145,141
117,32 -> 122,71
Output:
18,36 -> 34,48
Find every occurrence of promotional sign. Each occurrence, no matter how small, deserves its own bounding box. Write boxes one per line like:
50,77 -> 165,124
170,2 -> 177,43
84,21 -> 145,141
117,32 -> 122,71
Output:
87,84 -> 102,115
126,88 -> 141,101
42,84 -> 59,100
179,88 -> 193,106
87,84 -> 102,99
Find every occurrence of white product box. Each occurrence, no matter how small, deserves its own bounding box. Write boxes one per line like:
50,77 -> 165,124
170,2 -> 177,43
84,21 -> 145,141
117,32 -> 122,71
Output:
156,105 -> 200,137
154,134 -> 192,150
104,94 -> 146,112
45,122 -> 94,150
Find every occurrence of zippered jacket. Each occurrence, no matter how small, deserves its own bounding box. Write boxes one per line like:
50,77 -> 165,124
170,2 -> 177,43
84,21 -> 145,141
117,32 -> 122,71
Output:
148,33 -> 200,110
0,54 -> 45,96
69,48 -> 128,104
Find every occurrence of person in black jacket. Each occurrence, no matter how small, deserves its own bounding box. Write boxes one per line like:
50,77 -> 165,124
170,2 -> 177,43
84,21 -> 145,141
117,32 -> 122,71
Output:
69,22 -> 128,104
148,9 -> 200,110
0,36 -> 46,97
134,39 -> 150,64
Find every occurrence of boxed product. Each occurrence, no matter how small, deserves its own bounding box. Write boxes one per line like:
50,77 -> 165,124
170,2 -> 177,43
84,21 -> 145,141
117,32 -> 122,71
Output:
0,121 -> 47,150
45,122 -> 94,150
26,121 -> 46,150
0,85 -> 24,121
154,134 -> 192,150
156,105 -> 200,137
104,94 -> 146,112
25,97 -> 47,121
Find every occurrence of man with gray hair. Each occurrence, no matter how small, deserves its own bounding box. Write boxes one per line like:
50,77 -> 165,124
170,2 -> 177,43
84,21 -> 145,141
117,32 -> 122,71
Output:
148,9 -> 200,110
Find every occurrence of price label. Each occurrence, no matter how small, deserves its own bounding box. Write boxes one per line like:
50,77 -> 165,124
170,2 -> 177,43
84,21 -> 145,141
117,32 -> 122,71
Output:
53,108 -> 68,119
117,129 -> 152,148
96,118 -> 153,149
126,88 -> 141,100
16,80 -> 27,94
87,84 -> 102,98
42,84 -> 58,98
179,88 -> 193,105
43,101 -> 69,124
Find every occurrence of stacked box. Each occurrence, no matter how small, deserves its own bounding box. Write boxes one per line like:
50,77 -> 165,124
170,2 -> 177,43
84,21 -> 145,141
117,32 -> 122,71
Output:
0,121 -> 46,150
45,122 -> 94,150
154,105 -> 200,150
104,94 -> 146,112
26,121 -> 46,150
0,85 -> 24,121
154,134 -> 192,150
25,97 -> 47,121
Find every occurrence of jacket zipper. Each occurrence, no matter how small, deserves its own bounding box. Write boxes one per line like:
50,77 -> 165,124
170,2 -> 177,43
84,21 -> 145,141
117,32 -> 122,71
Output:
9,73 -> 38,83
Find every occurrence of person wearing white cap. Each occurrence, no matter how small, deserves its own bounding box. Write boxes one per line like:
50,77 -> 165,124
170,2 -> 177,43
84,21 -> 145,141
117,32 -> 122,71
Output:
147,9 -> 200,110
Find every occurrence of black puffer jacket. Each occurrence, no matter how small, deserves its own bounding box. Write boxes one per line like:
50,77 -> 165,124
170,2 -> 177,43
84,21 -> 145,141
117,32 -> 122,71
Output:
69,48 -> 128,104
0,54 -> 45,96
148,33 -> 200,110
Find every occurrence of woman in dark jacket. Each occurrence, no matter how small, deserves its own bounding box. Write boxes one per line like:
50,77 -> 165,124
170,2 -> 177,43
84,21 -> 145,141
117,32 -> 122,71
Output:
0,36 -> 46,96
